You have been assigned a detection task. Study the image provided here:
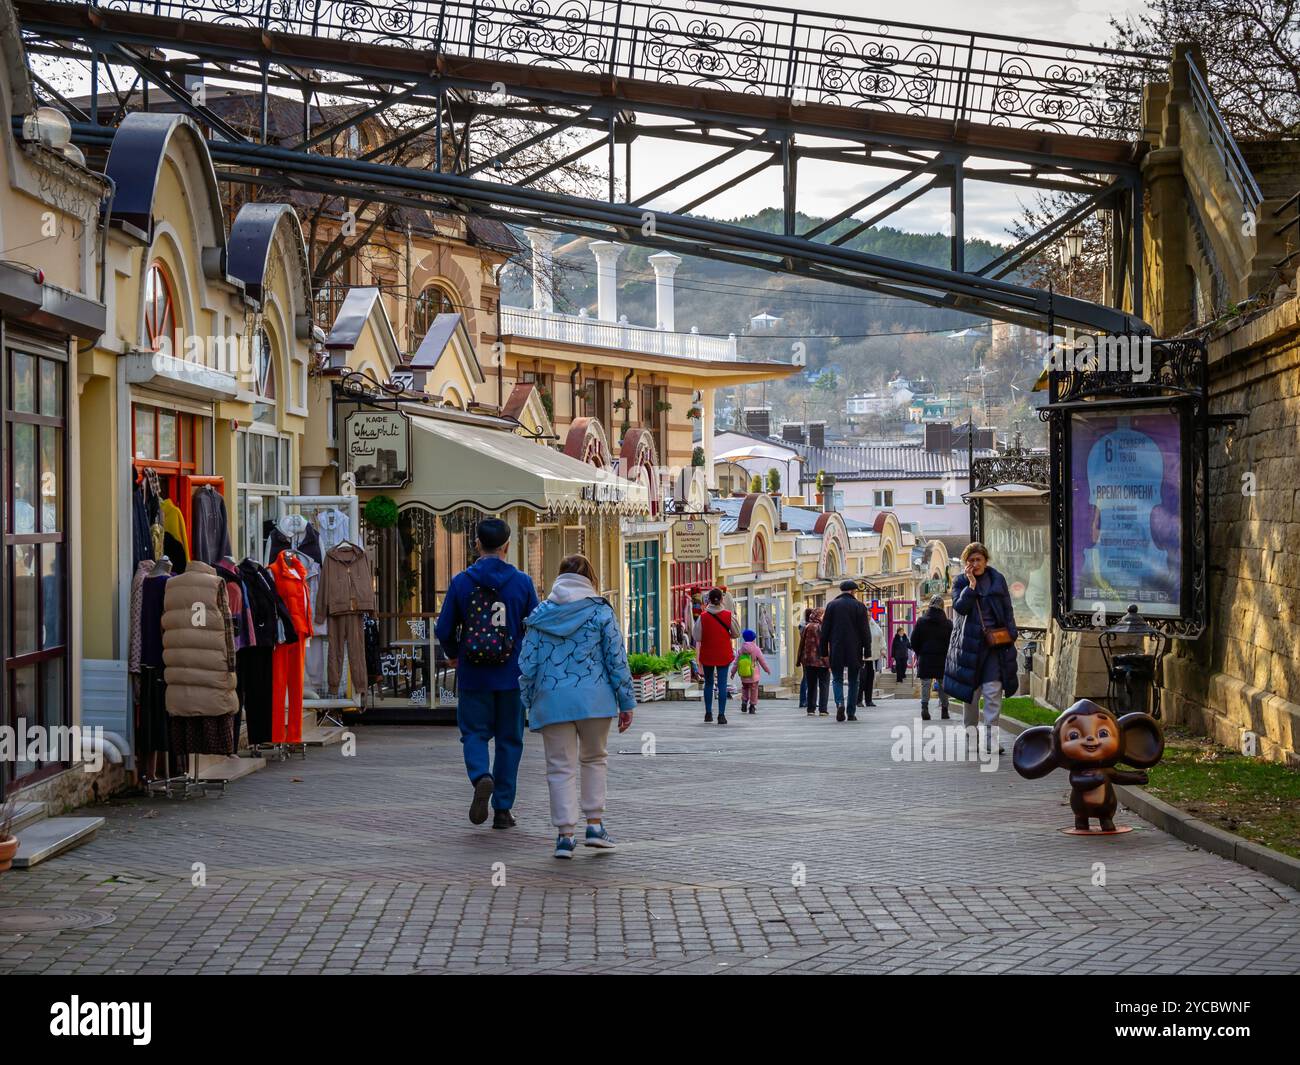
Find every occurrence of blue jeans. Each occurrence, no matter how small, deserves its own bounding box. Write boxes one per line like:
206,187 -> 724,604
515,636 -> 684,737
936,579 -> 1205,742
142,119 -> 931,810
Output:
456,688 -> 525,810
831,666 -> 859,711
703,664 -> 728,716
799,669 -> 808,706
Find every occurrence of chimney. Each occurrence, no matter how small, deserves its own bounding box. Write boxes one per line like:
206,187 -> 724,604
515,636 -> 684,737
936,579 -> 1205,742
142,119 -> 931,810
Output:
744,407 -> 771,438
976,427 -> 995,451
925,421 -> 953,453
820,473 -> 837,513
648,251 -> 681,331
782,422 -> 806,445
808,421 -> 826,448
589,240 -> 623,321
523,227 -> 555,313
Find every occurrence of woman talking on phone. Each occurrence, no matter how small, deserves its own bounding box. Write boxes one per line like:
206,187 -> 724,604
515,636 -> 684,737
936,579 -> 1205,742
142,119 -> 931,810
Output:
943,542 -> 1019,754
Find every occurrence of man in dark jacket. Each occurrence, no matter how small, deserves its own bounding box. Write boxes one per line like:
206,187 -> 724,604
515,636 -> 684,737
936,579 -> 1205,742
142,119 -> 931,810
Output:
818,580 -> 872,722
435,518 -> 539,829
909,595 -> 953,720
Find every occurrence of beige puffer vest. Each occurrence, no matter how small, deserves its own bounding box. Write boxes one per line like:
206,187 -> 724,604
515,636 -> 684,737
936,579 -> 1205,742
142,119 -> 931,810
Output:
162,561 -> 238,717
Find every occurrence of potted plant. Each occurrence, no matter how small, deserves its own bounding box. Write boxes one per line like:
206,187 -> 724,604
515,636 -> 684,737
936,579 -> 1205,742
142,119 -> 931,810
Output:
687,406 -> 703,421
766,467 -> 781,496
655,399 -> 673,413
0,794 -> 19,874
815,468 -> 826,506
749,472 -> 763,494
691,445 -> 705,467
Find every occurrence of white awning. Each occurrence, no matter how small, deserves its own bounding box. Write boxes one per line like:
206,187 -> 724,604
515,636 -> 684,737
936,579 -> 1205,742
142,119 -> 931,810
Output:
390,412 -> 650,515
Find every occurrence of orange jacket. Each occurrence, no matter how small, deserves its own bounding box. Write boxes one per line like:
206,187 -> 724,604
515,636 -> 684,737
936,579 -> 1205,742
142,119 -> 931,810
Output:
269,552 -> 313,640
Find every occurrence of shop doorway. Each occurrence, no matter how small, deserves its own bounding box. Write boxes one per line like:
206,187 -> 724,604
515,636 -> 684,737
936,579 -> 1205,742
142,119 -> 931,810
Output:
625,540 -> 660,654
739,586 -> 788,681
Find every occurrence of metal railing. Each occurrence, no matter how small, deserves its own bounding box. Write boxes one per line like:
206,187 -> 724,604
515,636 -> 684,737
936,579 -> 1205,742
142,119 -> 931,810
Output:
1274,190 -> 1300,276
1187,60 -> 1264,211
59,0 -> 1164,136
500,305 -> 738,361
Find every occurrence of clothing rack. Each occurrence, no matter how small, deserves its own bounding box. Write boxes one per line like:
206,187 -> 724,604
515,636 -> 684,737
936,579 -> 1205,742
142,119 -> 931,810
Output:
277,495 -> 364,730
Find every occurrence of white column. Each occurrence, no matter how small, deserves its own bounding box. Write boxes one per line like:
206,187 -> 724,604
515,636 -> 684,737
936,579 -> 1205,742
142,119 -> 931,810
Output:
589,240 -> 623,322
702,387 -> 716,489
524,227 -> 555,313
648,251 -> 682,331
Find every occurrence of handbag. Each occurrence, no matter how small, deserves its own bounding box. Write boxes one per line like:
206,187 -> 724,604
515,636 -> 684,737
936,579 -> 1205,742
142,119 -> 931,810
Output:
975,594 -> 1014,648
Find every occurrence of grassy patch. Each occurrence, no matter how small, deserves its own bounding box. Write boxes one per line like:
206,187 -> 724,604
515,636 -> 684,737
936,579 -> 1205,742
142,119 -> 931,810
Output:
1144,727 -> 1300,860
1001,696 -> 1059,727
1000,698 -> 1300,860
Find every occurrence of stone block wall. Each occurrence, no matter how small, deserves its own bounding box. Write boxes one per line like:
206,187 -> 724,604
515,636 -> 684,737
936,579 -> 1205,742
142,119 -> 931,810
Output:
1156,292 -> 1300,765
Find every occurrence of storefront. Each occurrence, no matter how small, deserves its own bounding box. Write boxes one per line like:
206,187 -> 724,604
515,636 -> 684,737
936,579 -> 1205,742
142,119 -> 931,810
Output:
338,394 -> 649,718
1,22 -> 109,798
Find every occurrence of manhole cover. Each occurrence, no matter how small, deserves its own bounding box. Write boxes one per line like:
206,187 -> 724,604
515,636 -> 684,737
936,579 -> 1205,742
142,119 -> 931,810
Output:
0,908 -> 116,934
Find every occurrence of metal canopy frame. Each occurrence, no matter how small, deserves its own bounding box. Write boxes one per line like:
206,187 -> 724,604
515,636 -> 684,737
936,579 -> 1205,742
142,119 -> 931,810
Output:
16,0 -> 1159,332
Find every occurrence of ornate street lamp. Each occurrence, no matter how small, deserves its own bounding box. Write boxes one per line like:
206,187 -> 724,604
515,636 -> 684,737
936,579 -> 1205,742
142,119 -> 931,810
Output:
1099,605 -> 1169,718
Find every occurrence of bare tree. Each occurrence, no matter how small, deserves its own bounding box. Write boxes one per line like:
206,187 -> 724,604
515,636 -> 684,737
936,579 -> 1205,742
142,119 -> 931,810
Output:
1110,0 -> 1300,138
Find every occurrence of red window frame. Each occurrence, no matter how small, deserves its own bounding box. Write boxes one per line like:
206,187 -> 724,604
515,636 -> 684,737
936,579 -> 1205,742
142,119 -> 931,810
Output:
144,262 -> 177,354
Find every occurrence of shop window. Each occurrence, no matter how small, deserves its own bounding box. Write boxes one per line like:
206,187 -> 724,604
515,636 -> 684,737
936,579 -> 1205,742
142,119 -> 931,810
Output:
252,328 -> 277,426
411,285 -> 456,349
236,426 -> 293,561
144,262 -> 177,354
4,344 -> 68,792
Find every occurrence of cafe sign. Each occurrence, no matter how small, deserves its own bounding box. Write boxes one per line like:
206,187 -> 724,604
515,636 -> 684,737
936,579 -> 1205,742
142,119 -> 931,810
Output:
671,518 -> 711,563
344,409 -> 411,489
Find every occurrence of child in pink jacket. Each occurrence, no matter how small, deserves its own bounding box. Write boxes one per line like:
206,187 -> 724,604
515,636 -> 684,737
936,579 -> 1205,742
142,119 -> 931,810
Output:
730,628 -> 772,715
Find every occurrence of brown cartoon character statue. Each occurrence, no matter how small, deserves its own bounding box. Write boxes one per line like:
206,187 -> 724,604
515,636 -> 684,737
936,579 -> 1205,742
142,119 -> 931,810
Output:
1012,699 -> 1164,833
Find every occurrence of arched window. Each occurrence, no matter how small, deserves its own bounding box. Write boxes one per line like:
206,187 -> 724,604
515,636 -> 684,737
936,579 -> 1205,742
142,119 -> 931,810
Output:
881,545 -> 894,575
825,545 -> 840,579
144,262 -> 176,353
751,532 -> 767,573
411,285 -> 456,347
252,328 -> 276,425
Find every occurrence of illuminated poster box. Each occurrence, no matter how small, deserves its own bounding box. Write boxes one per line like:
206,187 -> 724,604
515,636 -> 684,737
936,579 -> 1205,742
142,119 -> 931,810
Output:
1066,408 -> 1184,618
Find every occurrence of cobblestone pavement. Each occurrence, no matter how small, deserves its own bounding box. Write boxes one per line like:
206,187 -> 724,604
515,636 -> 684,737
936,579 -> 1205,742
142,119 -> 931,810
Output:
2,695 -> 1298,974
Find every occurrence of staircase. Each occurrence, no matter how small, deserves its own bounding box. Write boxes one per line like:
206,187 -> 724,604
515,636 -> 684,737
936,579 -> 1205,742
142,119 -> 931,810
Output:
8,801 -> 104,869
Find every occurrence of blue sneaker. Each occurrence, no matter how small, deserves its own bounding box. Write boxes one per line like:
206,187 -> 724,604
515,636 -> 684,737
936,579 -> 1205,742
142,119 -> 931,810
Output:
584,823 -> 616,849
554,835 -> 577,859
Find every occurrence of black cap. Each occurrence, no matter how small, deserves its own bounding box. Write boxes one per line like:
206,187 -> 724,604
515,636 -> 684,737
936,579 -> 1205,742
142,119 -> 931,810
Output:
476,518 -> 511,551
839,579 -> 858,592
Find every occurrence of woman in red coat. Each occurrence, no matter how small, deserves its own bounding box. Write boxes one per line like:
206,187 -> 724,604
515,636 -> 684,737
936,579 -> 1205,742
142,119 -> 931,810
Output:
691,588 -> 740,724
797,608 -> 831,717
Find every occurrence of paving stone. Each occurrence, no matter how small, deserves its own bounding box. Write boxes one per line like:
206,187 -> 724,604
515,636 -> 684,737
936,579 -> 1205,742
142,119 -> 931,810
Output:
0,698 -> 1297,973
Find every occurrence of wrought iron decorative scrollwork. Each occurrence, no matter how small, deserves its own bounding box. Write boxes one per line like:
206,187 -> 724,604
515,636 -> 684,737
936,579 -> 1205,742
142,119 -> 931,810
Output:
75,0 -> 1161,137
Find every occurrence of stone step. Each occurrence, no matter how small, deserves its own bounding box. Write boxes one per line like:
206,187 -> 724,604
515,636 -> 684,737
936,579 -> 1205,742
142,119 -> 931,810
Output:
12,816 -> 104,869
9,801 -> 47,833
302,725 -> 348,747
192,754 -> 267,782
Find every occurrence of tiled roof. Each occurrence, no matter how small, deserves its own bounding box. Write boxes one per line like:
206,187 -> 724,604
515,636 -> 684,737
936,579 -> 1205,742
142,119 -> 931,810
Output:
710,496 -> 871,535
793,443 -> 997,481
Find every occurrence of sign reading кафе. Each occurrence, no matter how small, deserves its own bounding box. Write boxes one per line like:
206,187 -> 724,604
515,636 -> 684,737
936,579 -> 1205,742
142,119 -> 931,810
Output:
343,409 -> 411,489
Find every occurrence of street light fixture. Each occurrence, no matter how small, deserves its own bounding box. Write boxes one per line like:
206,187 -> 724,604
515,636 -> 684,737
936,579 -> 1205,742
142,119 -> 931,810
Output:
1060,228 -> 1085,266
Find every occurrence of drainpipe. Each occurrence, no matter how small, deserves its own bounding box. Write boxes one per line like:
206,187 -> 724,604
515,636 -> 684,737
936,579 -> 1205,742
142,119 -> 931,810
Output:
621,367 -> 634,445
570,364 -> 581,421
496,298 -> 503,408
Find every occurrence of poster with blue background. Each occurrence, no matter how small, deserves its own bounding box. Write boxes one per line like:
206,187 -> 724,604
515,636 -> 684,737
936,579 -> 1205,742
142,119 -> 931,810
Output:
1069,410 -> 1182,617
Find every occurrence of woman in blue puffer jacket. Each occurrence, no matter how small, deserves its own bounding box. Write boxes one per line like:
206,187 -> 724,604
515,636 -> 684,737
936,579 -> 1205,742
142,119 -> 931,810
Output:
518,554 -> 636,860
942,542 -> 1019,754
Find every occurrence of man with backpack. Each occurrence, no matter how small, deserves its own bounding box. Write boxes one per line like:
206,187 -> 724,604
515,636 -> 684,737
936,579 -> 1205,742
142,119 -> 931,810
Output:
435,518 -> 539,829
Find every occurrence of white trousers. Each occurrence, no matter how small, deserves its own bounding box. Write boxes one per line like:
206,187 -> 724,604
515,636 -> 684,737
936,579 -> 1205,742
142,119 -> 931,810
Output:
963,680 -> 1003,740
541,717 -> 612,835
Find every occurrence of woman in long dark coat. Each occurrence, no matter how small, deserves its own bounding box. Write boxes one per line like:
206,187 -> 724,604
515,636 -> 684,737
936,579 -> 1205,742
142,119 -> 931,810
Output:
942,542 -> 1019,753
890,629 -> 910,682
